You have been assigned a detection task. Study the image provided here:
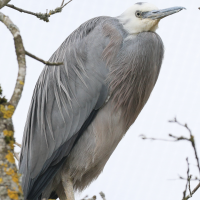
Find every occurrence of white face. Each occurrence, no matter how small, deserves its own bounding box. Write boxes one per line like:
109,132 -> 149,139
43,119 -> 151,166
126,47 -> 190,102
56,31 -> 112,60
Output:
119,2 -> 160,34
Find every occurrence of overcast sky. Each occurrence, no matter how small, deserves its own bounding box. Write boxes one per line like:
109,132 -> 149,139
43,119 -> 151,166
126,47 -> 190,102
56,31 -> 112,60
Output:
1,0 -> 200,199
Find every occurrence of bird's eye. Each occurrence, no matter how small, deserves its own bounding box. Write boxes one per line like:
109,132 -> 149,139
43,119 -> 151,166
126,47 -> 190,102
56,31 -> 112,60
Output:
135,11 -> 142,17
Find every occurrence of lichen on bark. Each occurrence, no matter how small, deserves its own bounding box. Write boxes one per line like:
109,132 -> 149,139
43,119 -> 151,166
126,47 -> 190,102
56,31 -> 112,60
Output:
0,114 -> 23,200
0,12 -> 26,200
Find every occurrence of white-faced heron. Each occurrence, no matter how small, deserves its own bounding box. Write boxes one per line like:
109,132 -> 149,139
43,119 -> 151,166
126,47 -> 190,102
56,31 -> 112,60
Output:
19,2 -> 185,200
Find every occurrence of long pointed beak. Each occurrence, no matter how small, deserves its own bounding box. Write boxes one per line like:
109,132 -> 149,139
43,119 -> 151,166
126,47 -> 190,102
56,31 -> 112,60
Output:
143,6 -> 186,20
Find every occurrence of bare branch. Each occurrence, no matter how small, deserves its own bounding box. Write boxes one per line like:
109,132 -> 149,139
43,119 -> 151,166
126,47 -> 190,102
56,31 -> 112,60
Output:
5,4 -> 34,15
168,134 -> 190,142
169,118 -> 200,175
182,158 -> 191,200
25,50 -> 63,66
6,4 -> 50,22
15,142 -> 21,148
183,179 -> 188,200
141,118 -> 200,176
186,158 -> 192,197
14,152 -> 20,161
140,134 -> 178,142
185,183 -> 200,199
141,118 -> 200,199
178,176 -> 200,182
0,0 -> 10,9
62,0 -> 73,8
61,0 -> 65,6
99,192 -> 106,200
140,134 -> 190,142
0,12 -> 26,111
6,0 -> 73,22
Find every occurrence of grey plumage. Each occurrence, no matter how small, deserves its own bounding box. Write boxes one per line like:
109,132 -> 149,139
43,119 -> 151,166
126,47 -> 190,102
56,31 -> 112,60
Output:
19,3 -> 185,199
135,2 -> 146,5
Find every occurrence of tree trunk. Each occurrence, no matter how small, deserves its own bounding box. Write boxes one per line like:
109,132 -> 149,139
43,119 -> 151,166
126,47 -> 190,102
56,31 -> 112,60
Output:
0,106 -> 23,200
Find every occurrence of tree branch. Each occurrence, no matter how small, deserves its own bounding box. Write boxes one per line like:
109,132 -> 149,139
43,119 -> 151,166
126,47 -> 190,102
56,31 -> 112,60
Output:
169,118 -> 200,176
0,12 -> 24,200
182,158 -> 192,200
0,12 -> 26,111
0,0 -> 10,9
185,183 -> 200,199
62,0 -> 73,8
25,50 -> 63,66
15,142 -> 21,148
6,0 -> 73,22
14,152 -> 20,161
61,0 -> 66,6
141,118 -> 200,199
99,192 -> 106,200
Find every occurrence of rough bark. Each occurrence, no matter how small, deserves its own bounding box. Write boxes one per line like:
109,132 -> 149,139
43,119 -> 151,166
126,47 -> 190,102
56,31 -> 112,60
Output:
0,12 -> 26,200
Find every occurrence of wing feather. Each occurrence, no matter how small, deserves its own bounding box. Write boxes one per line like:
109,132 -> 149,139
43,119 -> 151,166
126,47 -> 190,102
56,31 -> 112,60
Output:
19,16 -> 111,199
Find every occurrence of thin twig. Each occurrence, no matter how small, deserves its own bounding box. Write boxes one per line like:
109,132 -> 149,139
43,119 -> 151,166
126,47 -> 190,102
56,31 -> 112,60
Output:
62,0 -> 73,8
169,118 -> 200,176
6,4 -> 38,17
186,158 -> 192,197
14,152 -> 20,161
178,176 -> 200,182
182,158 -> 191,200
185,183 -> 200,199
140,134 -> 190,142
6,4 -> 50,22
61,0 -> 65,6
99,192 -> 106,200
141,117 -> 200,199
15,142 -> 21,148
140,134 -> 181,142
183,179 -> 188,200
25,50 -> 63,66
6,0 -> 73,22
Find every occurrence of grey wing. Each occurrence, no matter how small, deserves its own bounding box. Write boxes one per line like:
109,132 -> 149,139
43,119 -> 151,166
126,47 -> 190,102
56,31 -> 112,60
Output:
19,16 -> 111,199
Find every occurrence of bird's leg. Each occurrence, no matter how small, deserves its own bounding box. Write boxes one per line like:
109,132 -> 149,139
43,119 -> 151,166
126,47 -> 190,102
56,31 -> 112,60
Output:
61,171 -> 75,200
56,182 -> 67,200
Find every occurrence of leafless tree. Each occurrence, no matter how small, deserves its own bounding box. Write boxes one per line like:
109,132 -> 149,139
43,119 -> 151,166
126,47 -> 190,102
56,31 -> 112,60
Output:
141,118 -> 200,199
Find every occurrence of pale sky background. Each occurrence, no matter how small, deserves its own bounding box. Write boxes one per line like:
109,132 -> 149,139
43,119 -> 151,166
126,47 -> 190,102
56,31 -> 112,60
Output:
1,0 -> 200,199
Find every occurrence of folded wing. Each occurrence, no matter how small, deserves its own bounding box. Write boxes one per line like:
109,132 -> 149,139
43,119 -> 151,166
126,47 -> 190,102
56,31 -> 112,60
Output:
19,17 -> 111,199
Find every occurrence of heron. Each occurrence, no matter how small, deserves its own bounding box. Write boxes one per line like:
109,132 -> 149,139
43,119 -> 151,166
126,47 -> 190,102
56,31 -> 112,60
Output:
19,2 -> 185,200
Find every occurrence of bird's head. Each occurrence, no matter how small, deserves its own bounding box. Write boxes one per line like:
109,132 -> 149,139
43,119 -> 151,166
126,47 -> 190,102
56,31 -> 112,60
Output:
119,2 -> 185,34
